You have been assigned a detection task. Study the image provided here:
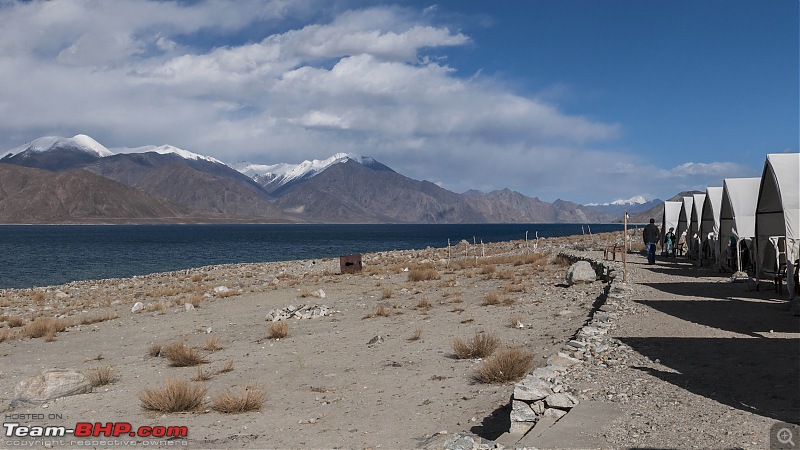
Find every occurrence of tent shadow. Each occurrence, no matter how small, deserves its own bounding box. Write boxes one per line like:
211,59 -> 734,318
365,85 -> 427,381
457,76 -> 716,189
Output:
643,262 -> 732,279
642,276 -> 789,300
636,292 -> 797,335
621,337 -> 800,424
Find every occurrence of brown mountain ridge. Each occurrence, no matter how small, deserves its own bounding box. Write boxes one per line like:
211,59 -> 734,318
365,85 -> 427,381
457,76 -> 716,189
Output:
0,136 -> 640,224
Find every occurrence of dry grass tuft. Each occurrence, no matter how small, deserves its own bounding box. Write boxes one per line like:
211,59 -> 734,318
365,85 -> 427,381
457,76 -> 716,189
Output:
139,378 -> 207,412
191,274 -> 203,282
218,359 -> 235,374
148,343 -> 163,357
204,336 -> 222,352
78,311 -> 119,325
452,330 -> 500,359
416,298 -> 432,310
481,291 -> 507,306
7,316 -> 25,328
217,289 -> 239,298
480,265 -> 496,278
23,317 -> 69,340
407,327 -> 423,342
145,302 -> 165,312
85,366 -> 119,387
211,385 -> 266,413
474,347 -> 535,383
162,342 -> 208,367
267,320 -> 289,339
298,286 -> 313,298
375,305 -> 392,317
381,287 -> 394,299
43,329 -> 58,342
508,315 -> 525,328
504,282 -> 526,293
192,366 -> 214,382
497,269 -> 515,280
509,253 -> 550,266
187,294 -> 203,307
407,267 -> 441,282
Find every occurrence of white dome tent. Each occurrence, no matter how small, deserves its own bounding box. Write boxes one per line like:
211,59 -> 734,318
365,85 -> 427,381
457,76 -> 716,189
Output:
754,153 -> 800,304
700,187 -> 723,264
676,196 -> 694,255
690,193 -> 707,259
661,201 -> 682,254
719,178 -> 760,272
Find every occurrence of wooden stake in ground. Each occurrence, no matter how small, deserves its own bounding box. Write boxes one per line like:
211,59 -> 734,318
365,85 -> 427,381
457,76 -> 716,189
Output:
623,210 -> 628,283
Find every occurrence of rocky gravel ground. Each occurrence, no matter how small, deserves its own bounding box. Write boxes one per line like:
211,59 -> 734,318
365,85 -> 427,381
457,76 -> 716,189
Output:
3,230 -> 796,450
0,233 -> 621,449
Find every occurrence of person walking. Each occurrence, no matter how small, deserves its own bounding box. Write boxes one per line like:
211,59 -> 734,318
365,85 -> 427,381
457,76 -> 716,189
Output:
643,218 -> 660,265
664,227 -> 676,257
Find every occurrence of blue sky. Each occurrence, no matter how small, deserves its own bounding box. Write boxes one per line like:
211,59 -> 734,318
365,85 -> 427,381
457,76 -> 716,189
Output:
0,0 -> 796,204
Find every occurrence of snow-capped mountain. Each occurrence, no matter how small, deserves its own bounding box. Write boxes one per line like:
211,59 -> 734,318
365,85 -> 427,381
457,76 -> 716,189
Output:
0,134 -> 114,171
584,195 -> 662,218
112,144 -> 224,165
585,195 -> 648,207
1,134 -> 113,159
234,153 -> 393,194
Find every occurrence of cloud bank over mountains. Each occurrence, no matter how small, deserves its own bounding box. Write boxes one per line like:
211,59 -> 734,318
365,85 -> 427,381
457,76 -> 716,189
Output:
0,0 -> 759,203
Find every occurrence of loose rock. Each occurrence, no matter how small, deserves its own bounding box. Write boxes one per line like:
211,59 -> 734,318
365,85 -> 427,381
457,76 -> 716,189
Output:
11,369 -> 92,407
566,261 -> 596,285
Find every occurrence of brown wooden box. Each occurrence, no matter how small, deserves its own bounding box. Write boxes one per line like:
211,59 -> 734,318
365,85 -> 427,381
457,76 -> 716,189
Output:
339,254 -> 363,274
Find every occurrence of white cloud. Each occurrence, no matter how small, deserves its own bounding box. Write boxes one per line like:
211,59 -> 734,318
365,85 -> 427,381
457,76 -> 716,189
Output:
662,162 -> 750,177
0,0 -> 762,204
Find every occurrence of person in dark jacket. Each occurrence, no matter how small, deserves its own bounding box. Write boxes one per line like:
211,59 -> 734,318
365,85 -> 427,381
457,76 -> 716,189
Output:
643,218 -> 660,264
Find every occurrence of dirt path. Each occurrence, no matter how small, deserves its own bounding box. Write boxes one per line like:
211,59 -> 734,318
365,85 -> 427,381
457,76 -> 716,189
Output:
557,250 -> 800,449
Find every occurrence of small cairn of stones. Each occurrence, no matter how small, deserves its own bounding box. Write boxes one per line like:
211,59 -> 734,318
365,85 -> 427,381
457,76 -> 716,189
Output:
509,255 -> 630,435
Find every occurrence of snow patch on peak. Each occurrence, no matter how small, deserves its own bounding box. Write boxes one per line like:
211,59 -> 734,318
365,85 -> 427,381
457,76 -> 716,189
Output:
235,153 -> 370,188
3,134 -> 113,158
610,195 -> 647,205
70,135 -> 113,157
114,145 -> 224,165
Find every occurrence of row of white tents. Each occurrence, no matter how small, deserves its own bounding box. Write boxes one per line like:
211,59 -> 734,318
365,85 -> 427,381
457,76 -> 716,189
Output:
659,153 -> 799,300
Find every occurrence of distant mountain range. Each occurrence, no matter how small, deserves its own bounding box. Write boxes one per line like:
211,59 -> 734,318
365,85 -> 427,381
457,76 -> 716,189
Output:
0,134 -> 660,224
624,191 -> 704,224
583,195 -> 662,219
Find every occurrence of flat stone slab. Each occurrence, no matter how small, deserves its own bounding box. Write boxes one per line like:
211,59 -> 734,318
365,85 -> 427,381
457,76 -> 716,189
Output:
497,416 -> 557,446
517,401 -> 624,449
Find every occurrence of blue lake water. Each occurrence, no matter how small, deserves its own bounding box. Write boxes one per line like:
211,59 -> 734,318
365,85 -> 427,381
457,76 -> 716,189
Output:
0,223 -> 624,290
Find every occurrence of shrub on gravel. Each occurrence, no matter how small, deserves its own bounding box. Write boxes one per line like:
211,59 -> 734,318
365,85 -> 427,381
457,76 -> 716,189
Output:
162,342 -> 208,367
139,378 -> 207,412
267,320 -> 289,339
474,347 -> 535,383
453,330 -> 500,359
211,385 -> 266,413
